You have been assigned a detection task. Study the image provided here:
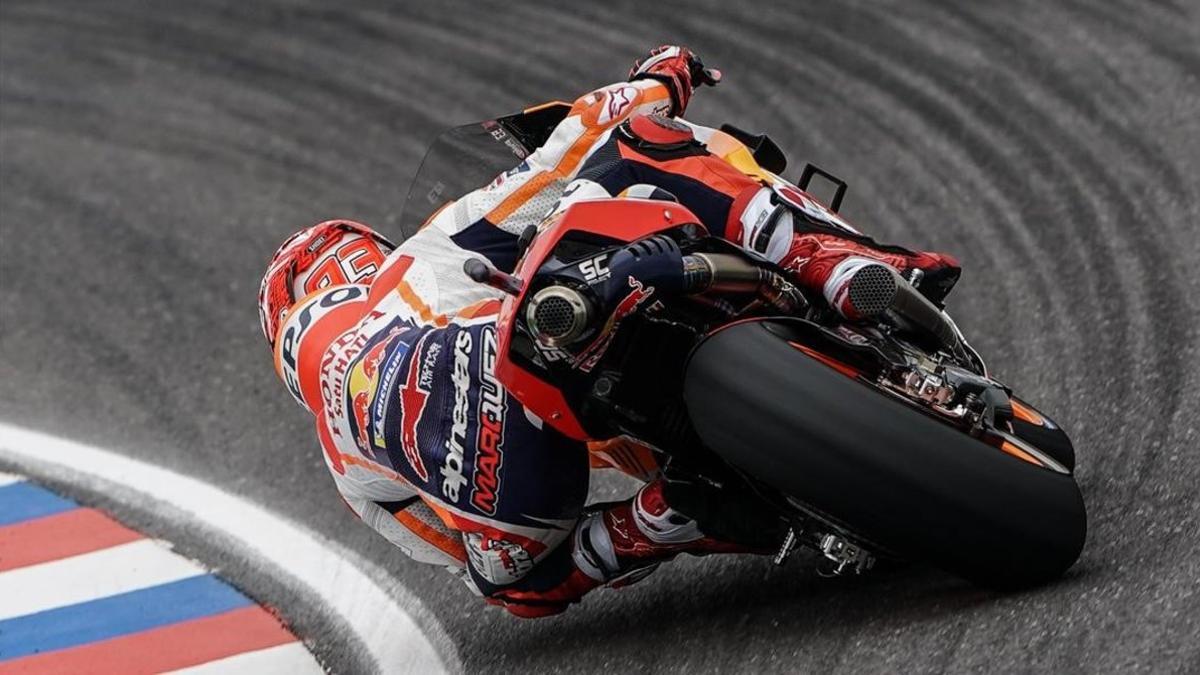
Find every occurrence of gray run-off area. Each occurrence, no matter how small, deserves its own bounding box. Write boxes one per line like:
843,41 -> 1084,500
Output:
2,1 -> 1198,672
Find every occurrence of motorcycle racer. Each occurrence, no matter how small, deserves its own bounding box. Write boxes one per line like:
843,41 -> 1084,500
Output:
259,47 -> 962,617
260,218 -> 766,618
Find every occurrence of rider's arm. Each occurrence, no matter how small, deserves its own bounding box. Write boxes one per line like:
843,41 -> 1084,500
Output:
391,77 -> 678,306
390,77 -> 675,300
471,44 -> 706,233
409,47 -> 705,277
447,77 -> 676,236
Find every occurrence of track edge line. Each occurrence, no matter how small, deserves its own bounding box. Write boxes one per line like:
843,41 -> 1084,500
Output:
0,421 -> 460,675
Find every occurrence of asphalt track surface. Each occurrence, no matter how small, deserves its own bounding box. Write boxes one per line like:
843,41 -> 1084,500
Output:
2,1 -> 1198,673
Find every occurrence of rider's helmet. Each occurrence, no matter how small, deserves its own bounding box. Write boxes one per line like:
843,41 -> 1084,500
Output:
258,220 -> 395,413
257,219 -> 395,352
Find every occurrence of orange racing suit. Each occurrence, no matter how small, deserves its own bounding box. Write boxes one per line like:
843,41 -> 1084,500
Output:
287,71 -> 957,617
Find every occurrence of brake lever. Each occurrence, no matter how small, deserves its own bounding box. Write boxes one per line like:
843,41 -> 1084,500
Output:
699,67 -> 722,86
463,258 -> 523,296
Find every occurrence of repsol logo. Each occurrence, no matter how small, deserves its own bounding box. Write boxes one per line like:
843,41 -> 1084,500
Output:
278,286 -> 364,409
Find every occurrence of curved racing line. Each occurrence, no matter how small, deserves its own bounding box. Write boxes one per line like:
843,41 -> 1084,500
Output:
0,421 -> 458,675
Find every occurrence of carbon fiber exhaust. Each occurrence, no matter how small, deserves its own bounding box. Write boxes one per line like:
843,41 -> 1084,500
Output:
847,264 -> 962,352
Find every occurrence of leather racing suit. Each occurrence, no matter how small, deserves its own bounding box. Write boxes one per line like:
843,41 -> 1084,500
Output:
287,64 -> 960,618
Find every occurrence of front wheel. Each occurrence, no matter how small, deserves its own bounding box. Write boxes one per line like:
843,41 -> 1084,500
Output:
683,320 -> 1087,589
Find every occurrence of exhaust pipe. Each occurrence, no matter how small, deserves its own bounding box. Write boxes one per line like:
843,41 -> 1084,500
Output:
846,264 -> 963,353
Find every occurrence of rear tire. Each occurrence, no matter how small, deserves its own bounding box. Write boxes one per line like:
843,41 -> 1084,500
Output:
683,321 -> 1087,589
1010,406 -> 1076,471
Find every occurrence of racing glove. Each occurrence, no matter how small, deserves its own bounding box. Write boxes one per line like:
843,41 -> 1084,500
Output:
629,45 -> 721,117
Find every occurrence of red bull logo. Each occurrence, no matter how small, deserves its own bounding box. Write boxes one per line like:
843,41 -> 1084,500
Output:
572,276 -> 654,373
345,326 -> 403,455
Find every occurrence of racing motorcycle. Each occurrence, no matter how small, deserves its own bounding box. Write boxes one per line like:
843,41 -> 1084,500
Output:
400,103 -> 1086,589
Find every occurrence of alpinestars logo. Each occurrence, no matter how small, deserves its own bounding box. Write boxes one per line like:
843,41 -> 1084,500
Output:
471,327 -> 505,515
441,330 -> 472,502
397,332 -> 438,481
600,85 -> 636,124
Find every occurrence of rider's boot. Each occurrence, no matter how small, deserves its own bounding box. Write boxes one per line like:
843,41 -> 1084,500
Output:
779,233 -> 961,319
483,479 -> 781,618
822,256 -> 968,356
573,479 -> 781,584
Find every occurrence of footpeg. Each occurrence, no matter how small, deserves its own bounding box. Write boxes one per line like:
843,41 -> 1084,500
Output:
773,527 -> 799,566
816,533 -> 876,577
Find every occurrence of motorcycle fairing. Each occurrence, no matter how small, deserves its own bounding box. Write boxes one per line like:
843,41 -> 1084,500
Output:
495,199 -> 708,440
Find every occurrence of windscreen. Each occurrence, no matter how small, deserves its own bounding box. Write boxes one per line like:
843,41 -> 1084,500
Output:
397,120 -> 531,241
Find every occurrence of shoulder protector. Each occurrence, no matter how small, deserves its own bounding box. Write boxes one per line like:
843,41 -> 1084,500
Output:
621,114 -> 696,149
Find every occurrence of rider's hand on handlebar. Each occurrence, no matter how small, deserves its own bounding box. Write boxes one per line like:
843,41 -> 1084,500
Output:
629,45 -> 719,116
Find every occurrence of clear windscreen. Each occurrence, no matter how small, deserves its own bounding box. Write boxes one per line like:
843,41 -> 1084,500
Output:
396,120 -> 531,241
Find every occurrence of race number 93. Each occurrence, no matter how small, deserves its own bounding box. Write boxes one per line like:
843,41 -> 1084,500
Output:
303,239 -> 388,294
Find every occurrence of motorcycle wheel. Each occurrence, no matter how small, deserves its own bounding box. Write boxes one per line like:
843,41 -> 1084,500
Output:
683,320 -> 1087,589
1009,397 -> 1076,471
